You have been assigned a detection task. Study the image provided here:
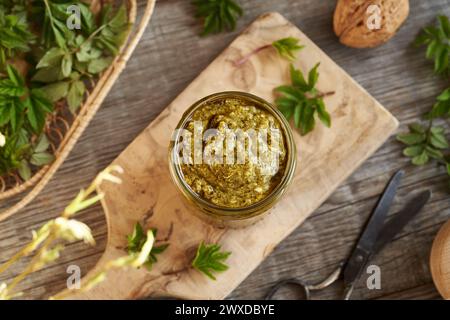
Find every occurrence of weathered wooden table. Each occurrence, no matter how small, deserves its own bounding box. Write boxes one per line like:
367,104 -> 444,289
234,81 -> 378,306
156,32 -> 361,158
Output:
1,0 -> 449,300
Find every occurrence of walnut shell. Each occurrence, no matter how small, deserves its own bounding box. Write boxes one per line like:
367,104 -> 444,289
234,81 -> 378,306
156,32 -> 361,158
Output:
333,0 -> 409,48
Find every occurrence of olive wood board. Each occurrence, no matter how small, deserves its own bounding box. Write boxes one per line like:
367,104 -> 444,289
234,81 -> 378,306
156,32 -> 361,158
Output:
65,12 -> 399,299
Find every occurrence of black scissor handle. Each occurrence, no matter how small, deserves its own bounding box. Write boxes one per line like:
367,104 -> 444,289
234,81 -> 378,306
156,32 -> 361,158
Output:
265,264 -> 343,300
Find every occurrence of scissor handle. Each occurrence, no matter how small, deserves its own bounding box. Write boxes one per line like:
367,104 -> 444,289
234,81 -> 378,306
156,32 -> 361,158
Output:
265,264 -> 343,300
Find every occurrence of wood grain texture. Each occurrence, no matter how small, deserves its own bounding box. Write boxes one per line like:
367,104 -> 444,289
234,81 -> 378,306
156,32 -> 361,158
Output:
0,0 -> 450,300
59,12 -> 398,300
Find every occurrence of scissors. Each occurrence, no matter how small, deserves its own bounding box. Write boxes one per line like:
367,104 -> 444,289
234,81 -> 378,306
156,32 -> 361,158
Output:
265,170 -> 431,300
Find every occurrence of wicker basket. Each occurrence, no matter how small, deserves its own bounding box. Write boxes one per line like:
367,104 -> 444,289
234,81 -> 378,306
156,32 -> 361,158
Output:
0,0 -> 157,222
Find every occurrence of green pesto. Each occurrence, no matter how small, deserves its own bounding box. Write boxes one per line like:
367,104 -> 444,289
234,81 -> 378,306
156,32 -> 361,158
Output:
180,97 -> 287,208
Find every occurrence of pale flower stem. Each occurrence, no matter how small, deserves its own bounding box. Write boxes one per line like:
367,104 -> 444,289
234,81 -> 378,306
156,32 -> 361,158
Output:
234,44 -> 272,67
6,235 -> 55,294
0,243 -> 35,274
0,165 -> 124,299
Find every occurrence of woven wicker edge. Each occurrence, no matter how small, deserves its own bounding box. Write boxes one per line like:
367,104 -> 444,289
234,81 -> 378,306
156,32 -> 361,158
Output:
0,0 -> 157,222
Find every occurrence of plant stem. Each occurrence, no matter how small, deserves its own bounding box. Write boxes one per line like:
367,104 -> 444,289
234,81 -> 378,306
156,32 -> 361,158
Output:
6,235 -> 55,294
306,91 -> 335,99
0,243 -> 35,274
234,44 -> 272,67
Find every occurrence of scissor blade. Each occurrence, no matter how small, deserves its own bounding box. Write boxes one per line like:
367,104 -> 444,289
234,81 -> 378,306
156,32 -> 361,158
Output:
372,190 -> 431,254
357,170 -> 405,251
343,170 -> 404,287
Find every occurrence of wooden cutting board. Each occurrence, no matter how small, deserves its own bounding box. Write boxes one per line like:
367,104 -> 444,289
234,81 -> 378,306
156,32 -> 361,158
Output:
67,12 -> 398,299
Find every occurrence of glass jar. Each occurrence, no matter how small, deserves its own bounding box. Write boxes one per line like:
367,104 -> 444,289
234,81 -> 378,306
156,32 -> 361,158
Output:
168,91 -> 297,228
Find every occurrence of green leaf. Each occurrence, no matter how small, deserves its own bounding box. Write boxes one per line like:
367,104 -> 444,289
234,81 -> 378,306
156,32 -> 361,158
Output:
308,63 -> 320,89
127,222 -> 145,253
289,64 -> 308,91
87,57 -> 113,74
403,145 -> 424,157
9,100 -> 18,132
294,103 -> 302,128
30,152 -> 55,166
67,80 -> 86,113
300,104 -> 315,135
108,4 -> 128,31
18,160 -> 31,181
439,15 -> 450,38
34,135 -> 50,153
126,222 -> 169,270
6,64 -> 24,87
40,81 -> 69,102
275,85 -> 304,101
32,66 -> 64,83
79,4 -> 96,34
0,10 -> 35,60
36,47 -> 65,69
412,152 -> 429,166
417,15 -> 450,75
193,0 -> 243,36
408,123 -> 426,134
276,97 -> 295,120
316,99 -> 331,128
0,79 -> 25,97
446,162 -> 450,175
25,89 -> 53,133
429,100 -> 450,118
437,88 -> 450,101
431,126 -> 445,135
272,37 -> 304,61
275,64 -> 332,135
61,53 -> 73,78
76,39 -> 102,62
192,242 -> 231,280
425,146 -> 444,160
430,129 -> 449,149
396,133 -> 426,145
95,4 -> 130,54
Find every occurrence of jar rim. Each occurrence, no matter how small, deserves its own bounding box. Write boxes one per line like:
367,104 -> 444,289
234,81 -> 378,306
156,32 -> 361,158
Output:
168,91 -> 297,220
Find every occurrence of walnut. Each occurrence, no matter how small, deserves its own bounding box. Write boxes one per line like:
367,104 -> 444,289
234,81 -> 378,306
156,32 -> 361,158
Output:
333,0 -> 409,48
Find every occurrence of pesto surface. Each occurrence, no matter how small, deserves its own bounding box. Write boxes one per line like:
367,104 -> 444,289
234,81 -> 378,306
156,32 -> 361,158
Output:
180,97 -> 287,208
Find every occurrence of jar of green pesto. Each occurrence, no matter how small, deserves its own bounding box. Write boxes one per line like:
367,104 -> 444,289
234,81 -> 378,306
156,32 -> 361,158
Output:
168,92 -> 297,228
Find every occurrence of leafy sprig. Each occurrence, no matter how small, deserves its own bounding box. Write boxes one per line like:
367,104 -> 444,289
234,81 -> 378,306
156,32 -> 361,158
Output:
192,242 -> 231,280
397,122 -> 449,165
0,1 -> 130,182
415,15 -> 450,76
0,10 -> 35,65
0,65 -> 53,179
193,0 -> 243,36
275,64 -> 333,136
272,37 -> 304,61
234,37 -> 304,66
0,166 -> 124,300
127,222 -> 169,270
32,3 -> 129,113
427,87 -> 450,118
398,15 -> 450,188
